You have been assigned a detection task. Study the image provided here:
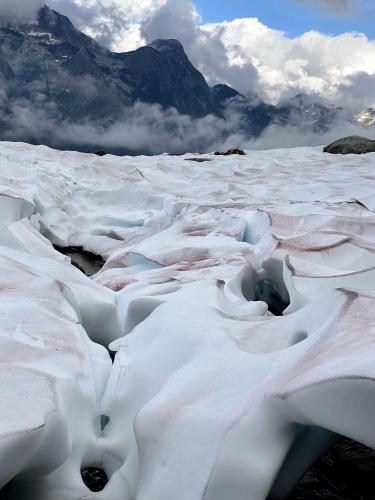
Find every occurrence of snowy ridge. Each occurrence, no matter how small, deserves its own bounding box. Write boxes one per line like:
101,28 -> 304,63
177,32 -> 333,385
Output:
0,142 -> 374,499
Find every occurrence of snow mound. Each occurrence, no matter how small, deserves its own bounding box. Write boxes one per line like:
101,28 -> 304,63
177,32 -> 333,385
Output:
0,141 -> 374,499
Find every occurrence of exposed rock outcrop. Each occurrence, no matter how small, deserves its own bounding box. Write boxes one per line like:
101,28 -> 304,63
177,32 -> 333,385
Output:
324,136 -> 375,154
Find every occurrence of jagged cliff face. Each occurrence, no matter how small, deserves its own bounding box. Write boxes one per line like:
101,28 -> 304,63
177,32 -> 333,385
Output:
0,5 -> 218,121
125,39 -> 217,117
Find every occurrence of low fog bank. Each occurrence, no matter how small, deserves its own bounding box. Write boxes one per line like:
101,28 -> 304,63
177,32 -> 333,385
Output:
0,94 -> 370,155
0,47 -> 369,155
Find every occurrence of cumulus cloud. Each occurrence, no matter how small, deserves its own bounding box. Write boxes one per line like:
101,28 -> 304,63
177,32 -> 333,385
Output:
203,19 -> 375,109
0,0 -> 44,19
49,0 -> 166,51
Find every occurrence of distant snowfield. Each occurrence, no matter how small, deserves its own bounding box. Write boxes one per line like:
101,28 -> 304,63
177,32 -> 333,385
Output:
0,141 -> 374,499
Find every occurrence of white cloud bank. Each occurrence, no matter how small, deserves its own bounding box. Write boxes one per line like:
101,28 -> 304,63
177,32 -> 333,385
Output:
204,18 -> 375,107
50,0 -> 167,50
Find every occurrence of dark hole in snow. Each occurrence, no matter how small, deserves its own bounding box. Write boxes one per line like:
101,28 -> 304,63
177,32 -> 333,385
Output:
108,347 -> 117,363
254,279 -> 289,316
54,246 -> 105,277
81,467 -> 108,492
94,150 -> 111,156
242,226 -> 253,244
101,415 -> 110,432
287,438 -> 375,500
241,259 -> 291,316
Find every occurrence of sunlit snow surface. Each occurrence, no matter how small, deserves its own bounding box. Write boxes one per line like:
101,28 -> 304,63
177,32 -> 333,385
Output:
0,142 -> 374,500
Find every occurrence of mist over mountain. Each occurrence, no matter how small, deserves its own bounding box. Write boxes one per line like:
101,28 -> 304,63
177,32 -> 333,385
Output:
0,4 -> 362,154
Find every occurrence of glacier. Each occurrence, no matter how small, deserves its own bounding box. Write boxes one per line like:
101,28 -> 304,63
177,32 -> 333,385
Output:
0,141 -> 374,499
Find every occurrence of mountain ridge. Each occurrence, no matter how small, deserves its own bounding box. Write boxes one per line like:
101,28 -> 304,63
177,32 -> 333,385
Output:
0,4 -> 343,154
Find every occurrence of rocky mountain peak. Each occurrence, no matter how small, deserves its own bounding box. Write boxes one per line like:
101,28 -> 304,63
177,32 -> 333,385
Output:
37,4 -> 75,36
149,38 -> 186,55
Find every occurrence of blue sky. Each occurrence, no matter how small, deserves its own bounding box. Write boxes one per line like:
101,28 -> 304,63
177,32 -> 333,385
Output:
196,0 -> 375,39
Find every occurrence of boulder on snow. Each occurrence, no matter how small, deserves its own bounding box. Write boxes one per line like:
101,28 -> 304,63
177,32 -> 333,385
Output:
214,148 -> 246,156
94,151 -> 111,156
324,136 -> 375,155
